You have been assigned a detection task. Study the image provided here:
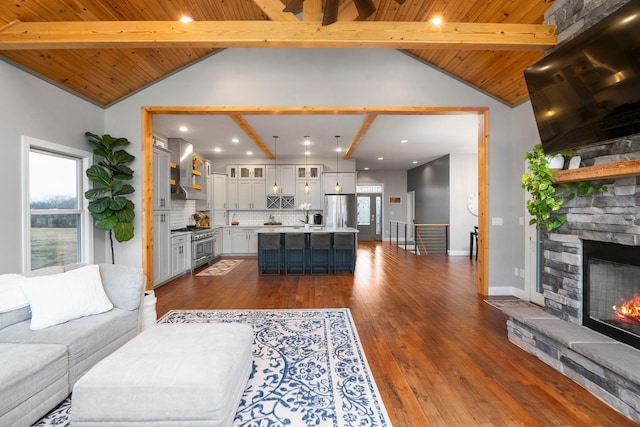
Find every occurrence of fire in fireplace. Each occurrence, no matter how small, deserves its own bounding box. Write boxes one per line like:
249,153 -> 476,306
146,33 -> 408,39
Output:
583,240 -> 640,350
613,294 -> 640,326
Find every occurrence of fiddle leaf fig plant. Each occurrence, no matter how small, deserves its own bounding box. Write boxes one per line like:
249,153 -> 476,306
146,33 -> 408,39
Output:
521,144 -> 606,231
84,131 -> 136,263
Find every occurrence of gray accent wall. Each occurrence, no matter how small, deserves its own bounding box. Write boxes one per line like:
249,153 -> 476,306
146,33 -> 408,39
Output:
407,155 -> 450,224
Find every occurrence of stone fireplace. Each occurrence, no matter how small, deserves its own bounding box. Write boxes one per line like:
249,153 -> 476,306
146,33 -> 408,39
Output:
505,141 -> 640,423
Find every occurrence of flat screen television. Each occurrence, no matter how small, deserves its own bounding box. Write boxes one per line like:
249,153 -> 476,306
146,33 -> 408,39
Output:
524,0 -> 640,154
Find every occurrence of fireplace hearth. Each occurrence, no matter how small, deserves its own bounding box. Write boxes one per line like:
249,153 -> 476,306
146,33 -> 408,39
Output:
583,240 -> 640,350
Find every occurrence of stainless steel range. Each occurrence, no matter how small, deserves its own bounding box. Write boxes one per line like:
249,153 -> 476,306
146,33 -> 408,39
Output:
171,227 -> 216,270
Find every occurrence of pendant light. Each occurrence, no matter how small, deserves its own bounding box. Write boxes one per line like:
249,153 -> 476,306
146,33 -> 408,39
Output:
272,136 -> 279,194
304,136 -> 310,195
334,135 -> 342,194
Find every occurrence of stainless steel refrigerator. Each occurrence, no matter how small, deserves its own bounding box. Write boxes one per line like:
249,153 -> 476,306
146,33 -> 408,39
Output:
324,194 -> 357,228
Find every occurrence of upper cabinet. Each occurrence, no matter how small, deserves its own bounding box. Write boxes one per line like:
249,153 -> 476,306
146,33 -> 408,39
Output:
297,165 -> 322,181
239,165 -> 265,180
153,146 -> 171,210
266,165 -> 296,195
323,172 -> 357,195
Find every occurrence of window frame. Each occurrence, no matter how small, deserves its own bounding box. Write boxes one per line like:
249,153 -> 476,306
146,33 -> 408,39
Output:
21,136 -> 94,272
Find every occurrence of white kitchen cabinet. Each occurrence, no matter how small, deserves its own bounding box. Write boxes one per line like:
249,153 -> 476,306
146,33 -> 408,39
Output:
296,164 -> 322,180
212,210 -> 226,226
153,212 -> 171,287
296,180 -> 322,210
266,165 -> 296,195
153,146 -> 171,210
227,180 -> 239,210
171,233 -> 191,277
222,227 -> 233,254
238,180 -> 266,210
239,165 -> 265,180
214,228 -> 223,257
196,173 -> 213,211
212,173 -> 226,210
323,172 -> 357,194
231,228 -> 258,254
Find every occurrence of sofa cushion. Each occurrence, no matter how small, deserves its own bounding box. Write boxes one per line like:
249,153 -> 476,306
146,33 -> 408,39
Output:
0,308 -> 137,385
21,265 -> 114,330
0,343 -> 68,425
98,264 -> 145,311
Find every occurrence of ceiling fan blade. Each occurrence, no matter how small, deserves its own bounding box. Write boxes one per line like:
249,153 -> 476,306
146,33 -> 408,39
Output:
353,0 -> 376,20
283,0 -> 305,13
322,0 -> 339,26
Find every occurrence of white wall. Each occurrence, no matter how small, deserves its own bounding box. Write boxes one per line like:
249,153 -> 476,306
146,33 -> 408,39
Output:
103,48 -> 517,290
0,60 -> 104,273
0,47 -> 528,293
449,153 -> 478,255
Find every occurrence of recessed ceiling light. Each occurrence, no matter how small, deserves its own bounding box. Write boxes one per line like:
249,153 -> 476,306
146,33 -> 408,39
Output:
305,150 -> 311,156
214,148 -> 221,153
377,157 -> 384,160
180,16 -> 194,23
412,160 -> 418,164
232,138 -> 239,143
364,167 -> 370,170
401,139 -> 408,144
246,151 -> 253,156
429,16 -> 443,25
336,148 -> 342,153
304,136 -> 311,145
179,126 -> 188,132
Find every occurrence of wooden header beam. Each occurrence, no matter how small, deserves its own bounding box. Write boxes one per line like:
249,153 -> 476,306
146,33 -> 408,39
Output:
0,20 -> 556,51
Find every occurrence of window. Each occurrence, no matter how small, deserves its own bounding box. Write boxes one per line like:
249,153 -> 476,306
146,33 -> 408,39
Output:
22,136 -> 93,271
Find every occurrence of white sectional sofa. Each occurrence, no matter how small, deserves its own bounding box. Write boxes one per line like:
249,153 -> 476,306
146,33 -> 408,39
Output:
0,263 -> 146,427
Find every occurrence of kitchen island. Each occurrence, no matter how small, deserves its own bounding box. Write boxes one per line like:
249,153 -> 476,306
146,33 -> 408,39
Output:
257,227 -> 358,275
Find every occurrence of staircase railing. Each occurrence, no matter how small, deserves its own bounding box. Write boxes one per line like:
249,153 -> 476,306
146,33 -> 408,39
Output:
389,220 -> 449,255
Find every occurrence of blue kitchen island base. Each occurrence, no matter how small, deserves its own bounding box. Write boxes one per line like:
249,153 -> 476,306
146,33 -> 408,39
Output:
257,227 -> 358,275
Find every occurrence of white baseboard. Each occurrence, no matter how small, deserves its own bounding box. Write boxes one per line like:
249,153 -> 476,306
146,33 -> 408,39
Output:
448,250 -> 471,256
487,286 -> 526,299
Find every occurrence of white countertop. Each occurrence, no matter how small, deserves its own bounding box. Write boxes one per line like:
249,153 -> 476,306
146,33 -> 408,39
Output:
256,226 -> 358,234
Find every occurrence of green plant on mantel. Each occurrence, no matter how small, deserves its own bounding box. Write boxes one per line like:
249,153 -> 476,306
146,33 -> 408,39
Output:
521,144 -> 606,232
84,131 -> 136,263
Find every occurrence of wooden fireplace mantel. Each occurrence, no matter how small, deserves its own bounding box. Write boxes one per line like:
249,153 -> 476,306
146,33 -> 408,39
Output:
554,159 -> 640,183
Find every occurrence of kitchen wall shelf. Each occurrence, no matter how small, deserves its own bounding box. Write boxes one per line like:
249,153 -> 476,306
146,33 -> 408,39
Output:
192,184 -> 202,190
169,179 -> 176,185
170,162 -> 176,169
553,159 -> 640,183
192,169 -> 202,176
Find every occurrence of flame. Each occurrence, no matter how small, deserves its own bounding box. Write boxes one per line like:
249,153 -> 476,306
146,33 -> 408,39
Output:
613,294 -> 640,326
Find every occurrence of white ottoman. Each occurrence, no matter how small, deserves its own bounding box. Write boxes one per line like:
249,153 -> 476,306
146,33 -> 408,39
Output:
71,323 -> 253,427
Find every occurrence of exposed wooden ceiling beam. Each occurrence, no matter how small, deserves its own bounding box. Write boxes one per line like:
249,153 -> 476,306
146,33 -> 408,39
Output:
344,113 -> 377,159
229,114 -> 274,159
0,20 -> 556,51
253,0 -> 299,21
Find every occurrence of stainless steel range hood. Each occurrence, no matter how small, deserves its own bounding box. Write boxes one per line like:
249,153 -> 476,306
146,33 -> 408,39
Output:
169,138 -> 206,201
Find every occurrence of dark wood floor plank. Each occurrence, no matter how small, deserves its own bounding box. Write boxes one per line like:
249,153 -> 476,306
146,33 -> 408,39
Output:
155,242 -> 636,426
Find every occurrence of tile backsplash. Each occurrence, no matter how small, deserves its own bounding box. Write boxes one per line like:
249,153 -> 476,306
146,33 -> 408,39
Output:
169,199 -> 321,228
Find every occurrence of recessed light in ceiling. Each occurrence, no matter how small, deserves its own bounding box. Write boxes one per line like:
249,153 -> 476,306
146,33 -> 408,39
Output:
429,16 -> 443,25
214,148 -> 221,153
336,148 -> 342,153
179,126 -> 188,132
401,139 -> 408,144
377,157 -> 383,160
232,138 -> 239,143
246,151 -> 253,156
364,167 -> 370,170
304,136 -> 311,145
180,16 -> 194,23
305,150 -> 311,156
412,160 -> 418,164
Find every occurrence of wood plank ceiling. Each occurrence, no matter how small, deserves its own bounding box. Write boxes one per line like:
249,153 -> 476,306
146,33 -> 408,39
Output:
0,0 -> 555,107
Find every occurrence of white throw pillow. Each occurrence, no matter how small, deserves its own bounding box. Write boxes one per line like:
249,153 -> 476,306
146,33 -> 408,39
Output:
0,274 -> 29,313
21,264 -> 114,330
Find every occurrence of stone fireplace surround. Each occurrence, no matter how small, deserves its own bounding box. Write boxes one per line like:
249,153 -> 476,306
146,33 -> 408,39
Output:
505,138 -> 640,422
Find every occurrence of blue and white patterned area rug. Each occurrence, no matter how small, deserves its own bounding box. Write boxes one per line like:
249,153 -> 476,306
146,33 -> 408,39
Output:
35,308 -> 392,427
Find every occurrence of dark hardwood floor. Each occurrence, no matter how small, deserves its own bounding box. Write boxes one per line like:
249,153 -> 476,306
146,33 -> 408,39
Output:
155,241 -> 636,426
